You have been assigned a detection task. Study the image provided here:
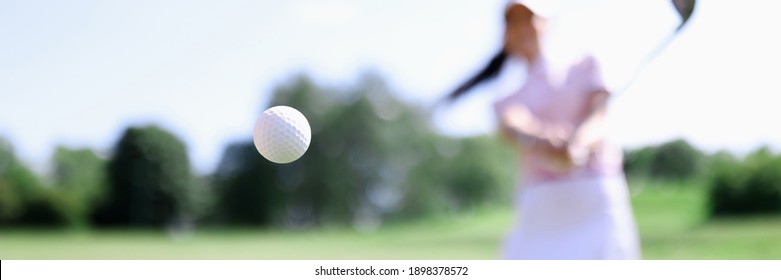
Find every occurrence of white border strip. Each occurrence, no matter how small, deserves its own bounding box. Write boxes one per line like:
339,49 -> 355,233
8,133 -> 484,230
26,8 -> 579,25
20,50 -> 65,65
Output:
2,260 -> 780,280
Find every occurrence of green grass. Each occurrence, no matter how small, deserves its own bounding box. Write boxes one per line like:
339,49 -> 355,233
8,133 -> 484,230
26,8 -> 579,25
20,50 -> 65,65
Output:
629,179 -> 781,259
1,180 -> 780,259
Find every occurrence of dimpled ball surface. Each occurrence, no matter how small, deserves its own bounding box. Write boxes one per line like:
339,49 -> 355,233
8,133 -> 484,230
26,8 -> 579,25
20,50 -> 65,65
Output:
253,106 -> 311,164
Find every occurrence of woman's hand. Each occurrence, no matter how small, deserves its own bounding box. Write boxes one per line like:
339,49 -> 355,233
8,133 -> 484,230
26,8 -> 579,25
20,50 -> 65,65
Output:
497,103 -> 542,143
533,137 -> 576,173
495,101 -> 590,173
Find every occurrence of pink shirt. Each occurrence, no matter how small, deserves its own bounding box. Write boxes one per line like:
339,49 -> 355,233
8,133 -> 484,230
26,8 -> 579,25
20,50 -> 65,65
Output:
494,55 -> 624,185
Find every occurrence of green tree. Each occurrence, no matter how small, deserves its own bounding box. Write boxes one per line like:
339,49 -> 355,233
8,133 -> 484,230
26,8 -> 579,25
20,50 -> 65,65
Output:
709,147 -> 781,217
649,139 -> 705,181
212,142 -> 284,226
623,146 -> 656,178
0,137 -> 27,223
624,139 -> 707,181
213,73 -> 515,228
91,125 -> 196,228
741,147 -> 781,213
50,146 -> 106,226
708,151 -> 748,216
401,135 -> 515,218
0,137 -> 66,227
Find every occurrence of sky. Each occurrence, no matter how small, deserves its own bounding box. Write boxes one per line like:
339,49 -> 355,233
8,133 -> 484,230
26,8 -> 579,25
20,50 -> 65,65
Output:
1,0 -> 780,174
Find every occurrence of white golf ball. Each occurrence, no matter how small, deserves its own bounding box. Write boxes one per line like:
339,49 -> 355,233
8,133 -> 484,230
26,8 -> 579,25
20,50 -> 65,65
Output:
253,106 -> 311,164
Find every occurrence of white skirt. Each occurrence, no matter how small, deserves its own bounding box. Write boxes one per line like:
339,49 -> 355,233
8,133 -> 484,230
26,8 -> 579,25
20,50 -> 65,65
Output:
502,175 -> 641,259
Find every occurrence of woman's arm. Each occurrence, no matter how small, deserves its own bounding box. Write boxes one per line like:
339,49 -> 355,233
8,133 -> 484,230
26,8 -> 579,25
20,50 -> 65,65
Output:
496,102 -> 569,148
566,55 -> 612,162
568,90 -> 610,156
497,102 -> 578,171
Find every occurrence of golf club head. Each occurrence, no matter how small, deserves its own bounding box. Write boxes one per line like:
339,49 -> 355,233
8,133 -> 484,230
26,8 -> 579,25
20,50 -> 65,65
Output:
672,0 -> 696,30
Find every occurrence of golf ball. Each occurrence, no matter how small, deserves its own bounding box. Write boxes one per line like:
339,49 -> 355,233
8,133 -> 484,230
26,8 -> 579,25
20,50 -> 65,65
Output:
253,106 -> 311,164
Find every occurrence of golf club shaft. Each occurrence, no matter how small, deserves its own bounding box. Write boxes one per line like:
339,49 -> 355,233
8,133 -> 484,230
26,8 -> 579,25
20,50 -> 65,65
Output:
613,0 -> 695,96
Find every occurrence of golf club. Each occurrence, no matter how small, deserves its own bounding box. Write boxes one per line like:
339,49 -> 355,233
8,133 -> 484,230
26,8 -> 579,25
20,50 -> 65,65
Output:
614,0 -> 696,95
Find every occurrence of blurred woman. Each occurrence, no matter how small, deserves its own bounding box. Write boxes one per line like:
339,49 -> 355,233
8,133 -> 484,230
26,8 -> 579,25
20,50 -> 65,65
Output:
448,0 -> 640,259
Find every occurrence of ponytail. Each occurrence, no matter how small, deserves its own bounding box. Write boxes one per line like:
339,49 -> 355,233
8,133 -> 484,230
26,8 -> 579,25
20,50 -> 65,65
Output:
447,49 -> 507,101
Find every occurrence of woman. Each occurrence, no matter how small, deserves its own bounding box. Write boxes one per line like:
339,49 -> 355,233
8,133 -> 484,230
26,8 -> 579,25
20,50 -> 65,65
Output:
449,1 -> 640,259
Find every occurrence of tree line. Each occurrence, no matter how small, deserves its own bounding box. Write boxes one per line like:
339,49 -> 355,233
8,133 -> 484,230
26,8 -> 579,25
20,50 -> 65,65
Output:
1,73 -> 779,229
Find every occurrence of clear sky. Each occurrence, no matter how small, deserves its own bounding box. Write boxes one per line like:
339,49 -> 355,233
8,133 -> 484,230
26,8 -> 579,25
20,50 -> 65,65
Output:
1,0 -> 779,174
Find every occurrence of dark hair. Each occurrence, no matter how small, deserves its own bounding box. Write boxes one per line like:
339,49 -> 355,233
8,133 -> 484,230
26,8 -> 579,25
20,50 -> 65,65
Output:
447,49 -> 508,101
